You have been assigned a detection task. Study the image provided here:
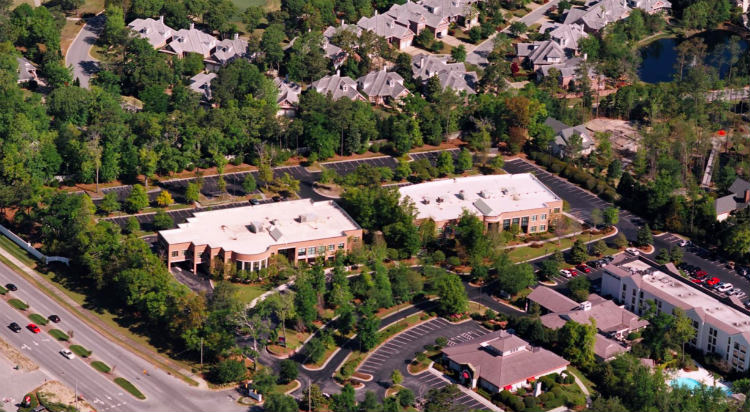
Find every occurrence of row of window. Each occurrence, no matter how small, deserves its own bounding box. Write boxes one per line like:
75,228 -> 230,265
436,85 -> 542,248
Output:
298,243 -> 345,257
528,225 -> 547,233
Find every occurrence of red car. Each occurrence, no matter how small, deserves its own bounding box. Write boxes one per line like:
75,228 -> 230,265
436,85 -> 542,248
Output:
694,270 -> 708,279
27,323 -> 40,334
568,269 -> 579,277
691,278 -> 703,284
576,264 -> 591,273
705,277 -> 720,287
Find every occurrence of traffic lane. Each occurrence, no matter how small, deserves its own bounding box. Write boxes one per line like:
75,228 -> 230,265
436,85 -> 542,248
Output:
0,306 -> 130,412
0,264 -> 222,412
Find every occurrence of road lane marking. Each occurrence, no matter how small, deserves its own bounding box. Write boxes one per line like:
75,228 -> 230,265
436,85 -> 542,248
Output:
21,344 -> 31,350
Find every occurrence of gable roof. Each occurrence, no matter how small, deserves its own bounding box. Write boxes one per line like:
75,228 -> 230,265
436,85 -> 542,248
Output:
716,194 -> 738,215
311,74 -> 365,101
578,0 -> 631,31
729,178 -> 750,197
411,53 -> 477,93
16,57 -> 37,83
548,23 -> 588,50
357,70 -> 410,99
594,334 -> 629,360
528,286 -> 579,313
210,36 -> 247,65
166,26 -> 217,57
274,77 -> 301,108
357,13 -> 414,40
189,72 -> 217,101
387,1 -> 447,29
128,16 -> 174,48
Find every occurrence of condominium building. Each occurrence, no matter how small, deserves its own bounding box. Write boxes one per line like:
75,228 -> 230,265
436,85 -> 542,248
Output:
158,199 -> 362,274
601,255 -> 750,372
398,174 -> 564,234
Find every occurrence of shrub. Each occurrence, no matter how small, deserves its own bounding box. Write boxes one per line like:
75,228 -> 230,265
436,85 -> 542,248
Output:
563,374 -> 575,384
524,396 -> 537,408
28,314 -> 49,326
278,359 -> 298,384
435,337 -> 448,348
447,256 -> 461,266
550,162 -> 564,173
209,359 -> 247,384
0,285 -> 6,294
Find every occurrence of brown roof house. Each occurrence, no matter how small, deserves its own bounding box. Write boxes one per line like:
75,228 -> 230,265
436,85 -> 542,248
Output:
442,330 -> 569,393
529,286 -> 648,361
356,69 -> 410,105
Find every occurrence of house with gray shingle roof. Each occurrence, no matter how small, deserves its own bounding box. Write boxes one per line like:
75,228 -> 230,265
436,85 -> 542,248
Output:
128,16 -> 174,49
543,23 -> 588,52
206,34 -> 248,70
563,0 -> 630,32
411,53 -> 477,94
322,24 -> 362,68
163,24 -> 217,58
516,40 -> 567,69
715,177 -> 750,221
386,1 -> 450,38
544,117 -> 595,158
419,0 -> 480,28
627,0 -> 671,13
442,329 -> 569,393
189,72 -> 217,103
311,73 -> 366,101
274,77 -> 301,117
356,69 -> 411,105
357,13 -> 415,50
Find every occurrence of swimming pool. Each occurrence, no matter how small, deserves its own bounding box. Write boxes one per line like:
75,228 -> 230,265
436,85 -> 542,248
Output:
670,377 -> 732,395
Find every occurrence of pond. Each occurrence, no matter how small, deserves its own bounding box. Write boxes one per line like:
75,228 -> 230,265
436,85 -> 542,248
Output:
637,30 -> 749,83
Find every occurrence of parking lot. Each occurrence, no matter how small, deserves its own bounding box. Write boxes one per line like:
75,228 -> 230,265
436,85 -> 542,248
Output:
411,372 -> 488,411
408,149 -> 460,164
319,156 -> 398,174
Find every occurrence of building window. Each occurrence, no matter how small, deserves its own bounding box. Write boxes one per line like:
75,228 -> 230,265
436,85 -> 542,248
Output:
317,245 -> 326,254
541,214 -> 547,220
512,217 -> 520,226
521,216 -> 529,228
308,247 -> 316,255
171,251 -> 179,257
531,215 -> 537,222
328,244 -> 335,251
502,219 -> 511,230
530,226 -> 537,233
298,248 -> 306,257
554,208 -> 560,213
539,225 -> 546,231
338,243 -> 345,249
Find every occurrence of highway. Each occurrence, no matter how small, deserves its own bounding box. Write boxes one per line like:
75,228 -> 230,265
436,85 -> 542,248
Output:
0,262 -> 246,412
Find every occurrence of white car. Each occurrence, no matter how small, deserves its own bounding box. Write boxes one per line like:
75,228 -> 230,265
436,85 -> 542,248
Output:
60,349 -> 75,360
626,247 -> 640,256
716,283 -> 733,293
559,269 -> 572,278
678,239 -> 689,247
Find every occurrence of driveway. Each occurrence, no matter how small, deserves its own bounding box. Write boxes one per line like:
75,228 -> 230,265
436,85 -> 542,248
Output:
66,14 -> 104,88
171,266 -> 213,295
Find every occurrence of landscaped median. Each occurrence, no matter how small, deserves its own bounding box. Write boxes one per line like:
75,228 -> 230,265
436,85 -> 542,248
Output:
28,313 -> 49,326
91,360 -> 111,373
8,298 -> 29,310
48,329 -> 70,341
69,344 -> 92,358
114,377 -> 146,400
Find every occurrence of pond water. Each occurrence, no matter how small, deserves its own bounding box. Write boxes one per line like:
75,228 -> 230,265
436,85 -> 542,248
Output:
637,30 -> 749,83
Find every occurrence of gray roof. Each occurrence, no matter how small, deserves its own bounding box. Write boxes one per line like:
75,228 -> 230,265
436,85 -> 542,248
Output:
442,330 -> 569,389
517,40 -> 566,66
420,0 -> 479,19
716,194 -> 738,215
16,57 -> 37,83
594,334 -> 629,360
189,72 -> 216,101
544,117 -> 595,152
411,53 -> 477,93
387,1 -> 446,30
628,0 -> 671,12
528,286 -> 579,313
544,117 -> 569,134
210,36 -> 247,65
577,0 -> 631,31
274,77 -> 301,107
548,23 -> 587,50
356,70 -> 410,100
166,25 -> 217,57
128,17 -> 174,48
311,74 -> 365,101
729,178 -> 750,196
356,13 -> 413,40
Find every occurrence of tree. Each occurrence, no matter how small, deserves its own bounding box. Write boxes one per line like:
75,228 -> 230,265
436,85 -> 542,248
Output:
613,232 -> 628,249
637,224 -> 653,247
391,369 -> 403,386
265,393 -> 298,412
591,240 -> 607,256
603,206 -> 619,227
397,388 -> 415,407
125,185 -> 149,213
455,210 -> 489,259
331,383 -> 356,412
101,6 -> 126,46
294,275 -> 318,326
607,159 -> 623,181
125,216 -> 140,234
357,314 -> 380,351
424,385 -> 462,412
242,173 -> 257,194
242,5 -> 264,30
436,151 -> 455,176
509,21 -> 527,37
435,273 -> 468,315
99,192 -> 120,214
152,210 -> 174,230
373,263 -> 394,308
538,259 -> 560,280
185,182 -> 200,203
456,149 -> 472,172
559,320 -> 597,368
156,190 -> 174,207
451,44 -> 466,62
672,307 -> 695,363
208,359 -> 246,383
278,359 -> 298,384
569,239 -> 589,264
261,24 -> 286,70
360,391 -> 380,412
725,226 -> 750,259
302,383 -> 326,412
568,275 -> 591,302
590,208 -> 604,227
496,257 -> 536,295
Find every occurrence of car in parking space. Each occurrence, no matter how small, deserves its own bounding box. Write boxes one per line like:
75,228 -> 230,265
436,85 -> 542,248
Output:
625,247 -> 640,256
8,322 -> 21,333
694,270 -> 708,279
705,277 -> 720,287
576,264 -> 591,273
717,283 -> 733,293
560,269 -> 572,278
27,323 -> 40,334
568,269 -> 579,277
48,315 -> 60,323
691,278 -> 703,284
60,349 -> 75,360
249,198 -> 260,205
5,283 -> 17,291
603,256 -> 614,263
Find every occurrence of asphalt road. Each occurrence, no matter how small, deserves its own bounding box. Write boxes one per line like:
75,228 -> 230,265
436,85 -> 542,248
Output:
66,15 -> 104,88
0,262 -> 246,412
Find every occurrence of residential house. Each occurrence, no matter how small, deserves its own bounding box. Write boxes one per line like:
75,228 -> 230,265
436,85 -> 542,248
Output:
274,77 -> 301,117
386,1 -> 450,38
516,40 -> 567,69
715,177 -> 750,221
420,0 -> 480,28
311,73 -> 366,101
357,69 -> 411,105
564,0 -> 631,32
601,254 -> 750,372
442,330 -> 569,393
158,199 -> 363,274
540,23 -> 588,52
128,16 -> 174,49
163,24 -> 217,58
189,72 -> 217,103
16,57 -> 39,84
323,24 -> 362,68
399,174 -> 564,234
357,13 -> 415,50
627,0 -> 672,13
206,34 -> 248,71
544,117 -> 595,158
529,286 -> 648,361
411,53 -> 477,94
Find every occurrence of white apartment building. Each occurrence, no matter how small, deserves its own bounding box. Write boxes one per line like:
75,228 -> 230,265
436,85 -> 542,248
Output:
602,255 -> 750,372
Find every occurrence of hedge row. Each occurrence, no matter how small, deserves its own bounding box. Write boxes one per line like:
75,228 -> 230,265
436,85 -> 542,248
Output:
527,151 -> 618,202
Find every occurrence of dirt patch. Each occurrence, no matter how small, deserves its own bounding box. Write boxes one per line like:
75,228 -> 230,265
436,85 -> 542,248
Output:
34,380 -> 96,412
585,118 -> 642,159
0,336 -> 38,371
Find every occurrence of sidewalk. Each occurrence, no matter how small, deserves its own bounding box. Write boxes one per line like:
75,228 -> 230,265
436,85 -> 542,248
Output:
426,367 -> 502,412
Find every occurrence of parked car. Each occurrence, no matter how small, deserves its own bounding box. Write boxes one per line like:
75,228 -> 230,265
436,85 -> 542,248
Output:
560,269 -> 572,278
8,322 -> 21,333
694,270 -> 708,279
47,315 -> 60,323
717,283 -> 734,293
249,198 -> 260,205
27,323 -> 40,334
587,260 -> 601,268
691,278 -> 703,284
706,277 -> 720,287
604,256 -> 615,263
5,283 -> 17,291
568,269 -> 579,277
625,247 -> 640,256
60,349 -> 75,360
576,264 -> 591,273
736,291 -> 747,299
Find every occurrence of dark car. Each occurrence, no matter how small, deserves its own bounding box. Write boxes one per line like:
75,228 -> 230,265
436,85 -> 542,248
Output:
48,315 -> 60,323
8,322 -> 21,333
272,195 -> 281,202
5,283 -> 17,291
249,198 -> 260,205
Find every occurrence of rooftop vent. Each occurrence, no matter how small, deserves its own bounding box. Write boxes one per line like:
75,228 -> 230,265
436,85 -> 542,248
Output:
579,301 -> 592,311
421,197 -> 430,204
248,221 -> 264,233
436,197 -> 444,203
457,190 -> 465,200
269,227 -> 283,241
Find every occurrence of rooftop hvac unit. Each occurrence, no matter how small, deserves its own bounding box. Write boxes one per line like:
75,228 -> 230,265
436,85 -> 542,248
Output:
248,221 -> 264,233
579,301 -> 592,311
512,194 -> 520,201
457,190 -> 465,200
299,213 -> 318,223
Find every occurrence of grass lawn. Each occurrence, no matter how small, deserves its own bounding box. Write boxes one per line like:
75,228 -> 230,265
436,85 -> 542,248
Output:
507,231 -> 613,263
234,283 -> 266,305
267,328 -> 310,356
271,380 -> 298,395
0,236 -> 37,268
114,377 -> 146,399
91,360 -> 111,373
568,366 -> 596,394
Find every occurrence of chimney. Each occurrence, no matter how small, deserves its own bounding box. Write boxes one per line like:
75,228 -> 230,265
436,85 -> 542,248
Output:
744,189 -> 749,204
336,69 -> 340,77
190,22 -> 195,30
234,32 -> 239,40
159,15 -> 164,23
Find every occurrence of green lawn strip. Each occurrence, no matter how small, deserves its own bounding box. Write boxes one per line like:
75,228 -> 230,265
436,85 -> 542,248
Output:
0,236 -> 37,267
0,285 -> 6,295
234,283 -> 266,304
9,298 -> 29,310
28,314 -> 49,326
567,366 -> 597,394
0,248 -> 199,386
49,329 -> 70,341
507,232 -> 612,263
70,344 -> 92,358
91,360 -> 111,373
114,377 -> 146,400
